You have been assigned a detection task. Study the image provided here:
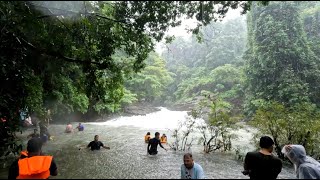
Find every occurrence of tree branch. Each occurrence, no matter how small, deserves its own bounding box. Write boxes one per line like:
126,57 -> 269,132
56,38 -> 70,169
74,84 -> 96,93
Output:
12,31 -> 105,66
94,14 -> 128,24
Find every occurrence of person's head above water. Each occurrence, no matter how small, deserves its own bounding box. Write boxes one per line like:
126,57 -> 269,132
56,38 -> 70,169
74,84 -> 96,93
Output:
183,153 -> 194,169
27,137 -> 43,155
155,132 -> 160,139
147,132 -> 150,135
259,136 -> 274,153
94,135 -> 99,141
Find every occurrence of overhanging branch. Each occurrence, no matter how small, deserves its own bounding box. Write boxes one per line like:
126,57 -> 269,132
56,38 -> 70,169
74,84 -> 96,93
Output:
11,31 -> 106,66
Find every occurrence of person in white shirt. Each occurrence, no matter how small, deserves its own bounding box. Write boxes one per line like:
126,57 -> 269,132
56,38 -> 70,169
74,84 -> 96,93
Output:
181,153 -> 205,179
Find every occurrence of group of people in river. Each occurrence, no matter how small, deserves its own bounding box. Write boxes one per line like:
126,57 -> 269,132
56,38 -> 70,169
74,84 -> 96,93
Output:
27,122 -> 85,143
65,122 -> 84,133
7,130 -> 320,179
145,132 -> 168,155
144,131 -> 167,143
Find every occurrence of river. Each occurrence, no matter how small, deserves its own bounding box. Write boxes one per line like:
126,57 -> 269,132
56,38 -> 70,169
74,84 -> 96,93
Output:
0,107 -> 295,179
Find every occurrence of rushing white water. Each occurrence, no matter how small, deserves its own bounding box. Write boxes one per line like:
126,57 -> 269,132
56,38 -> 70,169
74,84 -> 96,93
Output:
88,107 -> 187,130
87,107 -> 257,152
0,107 -> 295,179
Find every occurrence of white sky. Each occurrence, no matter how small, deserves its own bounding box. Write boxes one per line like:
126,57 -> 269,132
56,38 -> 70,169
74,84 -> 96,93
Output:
155,8 -> 244,55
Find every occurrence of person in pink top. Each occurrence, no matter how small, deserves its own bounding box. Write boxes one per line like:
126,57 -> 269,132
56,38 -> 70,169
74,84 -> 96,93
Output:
65,122 -> 73,133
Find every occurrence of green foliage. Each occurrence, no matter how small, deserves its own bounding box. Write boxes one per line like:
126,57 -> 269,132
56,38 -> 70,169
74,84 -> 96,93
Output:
162,16 -> 247,117
192,94 -> 239,153
1,0 -> 259,124
120,88 -> 138,106
244,2 -> 320,116
300,2 -> 320,58
163,16 -> 247,70
250,101 -> 320,159
125,52 -> 173,103
170,64 -> 245,116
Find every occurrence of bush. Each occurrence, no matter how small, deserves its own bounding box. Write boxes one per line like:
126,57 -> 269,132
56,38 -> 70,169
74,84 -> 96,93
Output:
250,101 -> 320,159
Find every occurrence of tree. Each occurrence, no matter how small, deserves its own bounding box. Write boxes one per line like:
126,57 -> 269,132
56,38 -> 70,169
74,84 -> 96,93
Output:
192,93 -> 239,153
250,101 -> 320,159
0,0 -> 271,155
125,52 -> 173,103
244,2 -> 320,117
162,16 -> 247,70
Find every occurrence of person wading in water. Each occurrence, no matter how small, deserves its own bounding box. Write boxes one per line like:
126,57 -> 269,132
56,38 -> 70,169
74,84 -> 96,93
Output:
147,132 -> 167,155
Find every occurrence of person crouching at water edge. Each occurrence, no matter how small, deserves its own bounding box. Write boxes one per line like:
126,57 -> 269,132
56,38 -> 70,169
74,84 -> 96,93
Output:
145,132 -> 151,143
84,135 -> 110,151
147,132 -> 167,155
181,153 -> 205,179
282,144 -> 320,179
8,137 -> 58,179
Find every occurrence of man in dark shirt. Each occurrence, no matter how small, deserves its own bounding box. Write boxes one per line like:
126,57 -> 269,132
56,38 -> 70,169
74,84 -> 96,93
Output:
147,132 -> 167,155
87,135 -> 110,151
8,137 -> 58,179
243,136 -> 282,180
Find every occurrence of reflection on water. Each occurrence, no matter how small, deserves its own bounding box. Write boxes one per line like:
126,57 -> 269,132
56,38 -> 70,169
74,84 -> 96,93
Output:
0,108 -> 295,179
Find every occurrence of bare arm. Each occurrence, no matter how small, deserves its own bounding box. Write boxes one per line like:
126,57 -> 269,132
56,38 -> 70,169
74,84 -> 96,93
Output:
103,146 -> 110,149
100,142 -> 110,149
159,140 -> 167,151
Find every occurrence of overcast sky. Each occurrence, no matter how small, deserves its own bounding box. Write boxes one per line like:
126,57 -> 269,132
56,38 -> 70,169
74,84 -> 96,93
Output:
155,8 -> 245,55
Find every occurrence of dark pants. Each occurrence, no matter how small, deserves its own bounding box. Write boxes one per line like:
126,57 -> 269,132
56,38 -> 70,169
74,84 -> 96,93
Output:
148,150 -> 158,155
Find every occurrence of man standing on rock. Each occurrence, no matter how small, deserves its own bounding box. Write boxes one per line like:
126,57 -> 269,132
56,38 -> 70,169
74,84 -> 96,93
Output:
147,132 -> 167,155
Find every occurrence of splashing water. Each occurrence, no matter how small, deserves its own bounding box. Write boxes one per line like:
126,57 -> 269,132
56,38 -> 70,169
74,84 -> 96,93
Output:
87,107 -> 188,130
0,107 -> 295,179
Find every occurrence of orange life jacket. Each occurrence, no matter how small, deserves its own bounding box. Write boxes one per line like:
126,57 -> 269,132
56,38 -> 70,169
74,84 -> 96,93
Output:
160,136 -> 167,143
17,155 -> 53,179
144,135 -> 151,142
